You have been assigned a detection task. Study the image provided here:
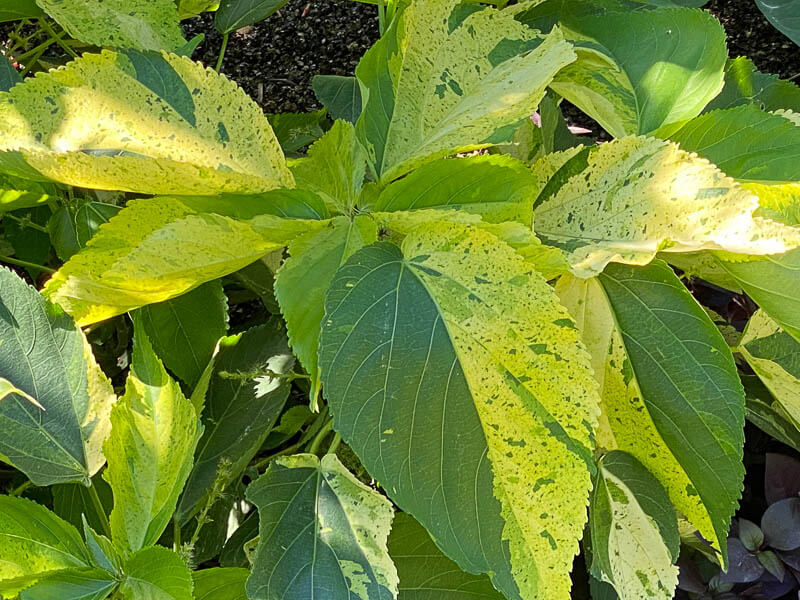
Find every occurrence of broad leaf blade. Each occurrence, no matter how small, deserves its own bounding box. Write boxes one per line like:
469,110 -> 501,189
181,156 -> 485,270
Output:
0,50 -> 292,194
176,322 -> 293,522
215,0 -> 290,34
19,569 -> 116,600
44,192 -> 327,326
245,453 -> 398,600
312,75 -> 362,123
119,547 -> 193,600
104,318 -> 201,554
193,568 -> 248,600
355,0 -> 576,182
388,512 -> 504,600
589,451 -> 679,600
139,281 -> 228,387
755,0 -> 800,46
319,223 -> 600,600
705,58 -> 800,114
35,0 -> 186,52
0,0 -> 43,21
0,267 -> 113,485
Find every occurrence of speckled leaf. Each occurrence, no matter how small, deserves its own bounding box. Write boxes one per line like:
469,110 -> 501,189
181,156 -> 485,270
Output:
246,453 -> 398,600
0,50 -> 292,194
193,568 -> 248,600
556,261 -> 745,562
705,58 -> 800,114
755,0 -> 800,46
589,451 -> 679,600
290,120 -> 366,214
176,322 -> 293,522
274,215 -> 377,407
534,136 -> 800,277
34,0 -> 185,52
540,6 -> 726,137
0,496 -> 91,598
373,154 -> 538,226
119,546 -> 193,600
319,223 -> 600,600
388,512 -> 504,600
740,310 -> 800,429
0,267 -> 114,486
103,317 -> 201,554
44,192 -> 327,326
139,281 -> 228,387
19,569 -> 117,600
312,75 -> 362,123
215,0 -> 290,34
355,0 -> 576,182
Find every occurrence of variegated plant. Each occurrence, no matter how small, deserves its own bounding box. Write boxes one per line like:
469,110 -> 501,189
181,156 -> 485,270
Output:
1,0 -> 800,599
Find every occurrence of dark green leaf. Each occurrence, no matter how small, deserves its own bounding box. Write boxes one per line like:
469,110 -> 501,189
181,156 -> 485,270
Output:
266,110 -> 327,154
51,477 -> 113,536
219,512 -> 259,568
74,202 -> 120,247
312,75 -> 362,123
4,205 -> 51,272
0,54 -> 21,92
49,206 -> 82,261
215,0 -> 289,33
743,375 -> 800,453
755,0 -> 800,46
19,569 -> 116,600
0,0 -> 43,22
705,57 -> 800,113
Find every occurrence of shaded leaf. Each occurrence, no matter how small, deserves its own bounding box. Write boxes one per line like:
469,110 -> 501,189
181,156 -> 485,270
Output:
51,477 -> 113,536
215,0 -> 290,34
0,54 -> 20,92
705,57 -> 800,114
762,498 -> 800,550
720,538 -> 763,583
219,512 -> 259,568
312,75 -> 362,123
267,109 -> 327,154
755,0 -> 800,46
765,453 -> 800,505
0,0 -> 43,21
744,375 -> 800,454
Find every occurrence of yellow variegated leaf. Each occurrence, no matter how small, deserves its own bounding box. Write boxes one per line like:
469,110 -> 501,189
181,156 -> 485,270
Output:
0,50 -> 292,194
535,136 -> 800,277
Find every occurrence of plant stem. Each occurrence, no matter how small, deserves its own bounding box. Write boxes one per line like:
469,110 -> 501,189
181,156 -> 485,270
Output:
10,480 -> 32,496
0,255 -> 55,273
88,482 -> 112,539
308,420 -> 334,456
377,0 -> 386,35
3,213 -> 49,233
215,33 -> 229,72
327,432 -> 342,455
173,518 -> 182,552
38,19 -> 77,59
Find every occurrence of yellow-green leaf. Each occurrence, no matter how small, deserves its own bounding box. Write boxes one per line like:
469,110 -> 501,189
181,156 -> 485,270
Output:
0,50 -> 292,194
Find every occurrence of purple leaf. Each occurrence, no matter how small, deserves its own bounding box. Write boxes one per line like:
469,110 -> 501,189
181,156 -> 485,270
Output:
762,498 -> 800,551
765,453 -> 800,505
720,538 -> 765,583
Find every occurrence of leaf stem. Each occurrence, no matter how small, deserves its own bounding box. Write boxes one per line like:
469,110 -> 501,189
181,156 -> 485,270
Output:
377,0 -> 386,35
327,432 -> 342,455
37,19 -> 77,59
3,213 -> 49,233
215,32 -> 229,72
0,255 -> 55,273
173,518 -> 181,553
308,420 -> 334,456
88,482 -> 112,539
9,480 -> 32,496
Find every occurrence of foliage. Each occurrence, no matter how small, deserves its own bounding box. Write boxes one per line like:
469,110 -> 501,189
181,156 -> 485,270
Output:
0,1 -> 799,600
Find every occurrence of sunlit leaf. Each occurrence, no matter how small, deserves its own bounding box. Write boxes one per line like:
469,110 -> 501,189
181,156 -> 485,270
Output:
215,0 -> 290,34
193,568 -> 248,600
19,569 -> 116,600
705,58 -> 800,114
119,546 -> 193,600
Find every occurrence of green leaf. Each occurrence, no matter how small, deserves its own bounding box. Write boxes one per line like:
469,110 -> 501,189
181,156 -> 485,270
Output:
74,202 -> 120,247
176,322 -> 293,522
355,0 -> 576,182
540,5 -> 726,137
289,120 -> 366,214
556,260 -> 745,561
388,512 -> 504,600
589,451 -> 679,600
266,109 -> 327,154
373,154 -> 538,226
103,317 -> 201,554
755,0 -> 800,46
49,206 -> 82,261
0,0 -> 43,21
82,519 -> 121,575
246,453 -> 398,600
740,310 -> 800,429
0,174 -> 51,213
43,192 -> 327,326
139,281 -> 228,387
215,0 -> 289,34
193,568 -> 248,600
743,375 -> 800,454
275,215 -> 377,406
312,75 -> 362,124
0,377 -> 43,409
533,136 -> 800,277
0,55 -> 20,92
119,546 -> 193,600
705,58 -> 800,114
51,477 -> 113,536
34,0 -> 186,52
19,569 -> 116,600
0,267 -> 115,485
0,496 -> 91,597
319,223 -> 600,600
0,50 -> 292,194
219,513 -> 259,568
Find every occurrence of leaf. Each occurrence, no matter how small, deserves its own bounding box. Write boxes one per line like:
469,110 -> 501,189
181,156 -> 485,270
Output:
765,453 -> 800,505
355,0 -> 576,182
0,54 -> 20,92
739,310 -> 800,429
556,261 -> 745,561
193,568 -> 248,600
220,513 -> 259,568
51,477 -> 113,536
266,109 -> 327,154
34,0 -> 186,52
319,223 -> 600,600
0,496 -> 91,597
119,546 -> 193,600
538,5 -> 726,137
589,451 -> 679,600
139,281 -> 228,387
533,136 -> 800,277
176,322 -> 293,522
103,317 -> 201,554
743,375 -> 800,454
0,377 -> 43,409
49,206 -> 81,261
0,174 -> 51,213
719,538 -> 763,583
215,0 -> 290,34
82,519 -> 121,575
0,267 -> 114,485
289,120 -> 366,214
0,50 -> 292,194
373,154 -> 538,226
245,453 -> 398,600
0,0 -> 43,21
274,215 -> 377,407
705,58 -> 800,114
312,75 -> 362,123
762,499 -> 800,550
388,512 -> 504,600
19,569 -> 117,600
74,203 -> 120,247
43,192 -> 327,326
755,0 -> 800,46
